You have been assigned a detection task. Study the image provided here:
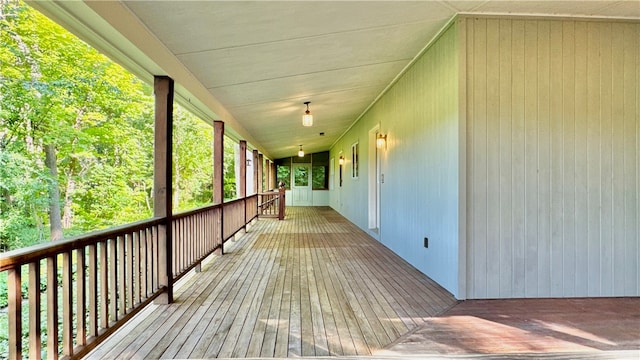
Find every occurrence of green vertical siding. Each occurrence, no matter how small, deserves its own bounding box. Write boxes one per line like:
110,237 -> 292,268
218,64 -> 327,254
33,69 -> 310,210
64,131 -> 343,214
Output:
465,18 -> 640,298
331,23 -> 461,298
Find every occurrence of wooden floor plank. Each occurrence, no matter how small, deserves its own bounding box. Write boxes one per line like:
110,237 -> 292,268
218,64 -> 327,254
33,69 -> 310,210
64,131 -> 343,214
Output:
224,226 -> 280,358
244,226 -> 286,357
304,233 -> 329,356
233,224 -> 282,357
257,232 -> 289,357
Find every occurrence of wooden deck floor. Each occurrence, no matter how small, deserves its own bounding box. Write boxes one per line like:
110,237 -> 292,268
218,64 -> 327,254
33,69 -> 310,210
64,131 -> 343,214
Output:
86,207 -> 457,359
383,297 -> 640,358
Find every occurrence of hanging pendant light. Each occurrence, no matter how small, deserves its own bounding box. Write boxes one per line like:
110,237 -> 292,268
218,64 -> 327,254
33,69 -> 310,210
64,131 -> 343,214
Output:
298,145 -> 305,157
302,101 -> 313,127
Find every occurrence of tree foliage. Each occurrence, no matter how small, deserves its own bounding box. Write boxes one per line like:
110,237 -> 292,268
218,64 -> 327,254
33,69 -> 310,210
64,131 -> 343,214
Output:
0,1 -> 226,251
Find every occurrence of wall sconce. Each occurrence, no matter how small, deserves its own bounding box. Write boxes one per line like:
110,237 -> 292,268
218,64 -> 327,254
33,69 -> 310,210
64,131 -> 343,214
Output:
302,101 -> 313,127
298,145 -> 305,157
339,156 -> 344,165
376,133 -> 387,149
246,159 -> 252,166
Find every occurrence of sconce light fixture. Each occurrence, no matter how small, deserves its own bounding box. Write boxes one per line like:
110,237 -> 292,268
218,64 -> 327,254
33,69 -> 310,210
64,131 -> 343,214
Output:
246,159 -> 252,166
376,133 -> 387,149
298,145 -> 305,157
339,156 -> 344,165
302,101 -> 313,127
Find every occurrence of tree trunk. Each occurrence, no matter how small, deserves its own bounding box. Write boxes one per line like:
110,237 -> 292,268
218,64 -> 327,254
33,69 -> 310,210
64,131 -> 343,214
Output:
44,144 -> 63,240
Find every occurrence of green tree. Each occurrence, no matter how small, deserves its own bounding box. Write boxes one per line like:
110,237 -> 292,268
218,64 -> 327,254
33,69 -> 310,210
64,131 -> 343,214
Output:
223,136 -> 236,200
173,107 -> 213,211
0,1 -> 155,247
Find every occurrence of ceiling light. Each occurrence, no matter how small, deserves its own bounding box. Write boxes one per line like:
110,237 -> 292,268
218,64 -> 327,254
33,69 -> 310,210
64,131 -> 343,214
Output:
298,145 -> 304,157
302,101 -> 313,127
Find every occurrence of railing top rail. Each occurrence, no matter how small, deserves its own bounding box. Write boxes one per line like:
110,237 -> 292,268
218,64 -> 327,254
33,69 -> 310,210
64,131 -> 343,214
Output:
173,202 -> 221,219
0,217 -> 165,271
1,193 -> 262,271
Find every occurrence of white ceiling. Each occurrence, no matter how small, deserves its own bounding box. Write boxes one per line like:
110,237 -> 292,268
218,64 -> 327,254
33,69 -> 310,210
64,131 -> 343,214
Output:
31,1 -> 640,159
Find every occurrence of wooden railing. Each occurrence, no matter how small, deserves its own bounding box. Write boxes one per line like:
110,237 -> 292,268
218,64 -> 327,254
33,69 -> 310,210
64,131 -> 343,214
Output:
258,187 -> 285,220
172,204 -> 221,282
0,194 -> 260,360
223,198 -> 247,241
246,194 -> 258,222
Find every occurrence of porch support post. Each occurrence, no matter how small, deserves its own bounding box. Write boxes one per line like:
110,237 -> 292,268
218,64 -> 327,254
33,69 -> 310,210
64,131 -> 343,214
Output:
239,141 -> 247,228
213,121 -> 224,253
271,161 -> 276,191
252,150 -> 259,194
265,159 -> 271,190
153,75 -> 174,304
258,153 -> 264,193
239,141 -> 247,198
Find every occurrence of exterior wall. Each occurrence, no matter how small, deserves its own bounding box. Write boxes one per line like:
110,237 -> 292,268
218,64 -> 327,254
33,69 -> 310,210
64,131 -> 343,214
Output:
312,190 -> 329,206
331,23 -> 461,298
465,17 -> 640,298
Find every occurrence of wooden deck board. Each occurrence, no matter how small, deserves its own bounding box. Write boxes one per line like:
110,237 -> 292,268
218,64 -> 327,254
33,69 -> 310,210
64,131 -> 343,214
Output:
382,297 -> 640,357
85,207 -> 459,359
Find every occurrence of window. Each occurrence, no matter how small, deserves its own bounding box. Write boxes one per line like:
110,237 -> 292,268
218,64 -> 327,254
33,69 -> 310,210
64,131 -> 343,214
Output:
277,165 -> 291,189
275,158 -> 292,189
351,142 -> 359,178
312,165 -> 328,190
294,165 -> 309,186
311,151 -> 329,190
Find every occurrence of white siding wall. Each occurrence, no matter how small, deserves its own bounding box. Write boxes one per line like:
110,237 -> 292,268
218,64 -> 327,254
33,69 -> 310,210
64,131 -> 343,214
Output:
331,24 -> 461,298
465,17 -> 640,298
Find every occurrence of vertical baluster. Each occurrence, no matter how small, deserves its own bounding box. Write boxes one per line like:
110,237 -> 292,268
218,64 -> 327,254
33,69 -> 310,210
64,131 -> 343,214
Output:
212,209 -> 216,250
99,241 -> 109,329
153,225 -> 159,291
109,238 -> 118,322
8,266 -> 21,360
77,248 -> 86,346
62,251 -> 73,357
191,215 -> 196,264
180,218 -> 184,273
182,217 -> 186,271
191,215 -> 195,265
141,229 -> 148,298
29,261 -> 42,360
147,227 -> 154,292
174,219 -> 179,275
204,211 -> 209,254
126,232 -> 134,311
117,235 -> 126,317
185,217 -> 189,268
207,211 -> 211,253
133,231 -> 140,305
47,256 -> 59,360
197,213 -> 202,263
179,218 -> 184,271
88,243 -> 98,338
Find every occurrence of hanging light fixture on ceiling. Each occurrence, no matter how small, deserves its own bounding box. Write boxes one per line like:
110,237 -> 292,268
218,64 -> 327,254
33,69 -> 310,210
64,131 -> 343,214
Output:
302,101 -> 313,127
298,145 -> 305,157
